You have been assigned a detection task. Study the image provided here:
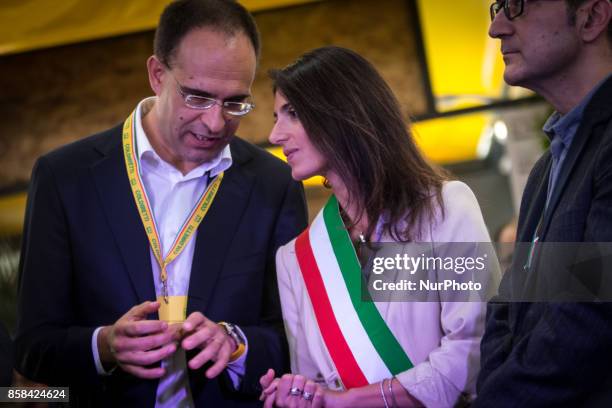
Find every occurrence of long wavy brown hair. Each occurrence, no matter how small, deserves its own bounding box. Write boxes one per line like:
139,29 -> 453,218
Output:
270,46 -> 447,242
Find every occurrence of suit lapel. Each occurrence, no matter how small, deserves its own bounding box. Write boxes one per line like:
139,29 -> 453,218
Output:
540,77 -> 612,239
519,156 -> 551,243
187,141 -> 255,315
89,131 -> 257,312
515,157 -> 550,297
90,128 -> 156,304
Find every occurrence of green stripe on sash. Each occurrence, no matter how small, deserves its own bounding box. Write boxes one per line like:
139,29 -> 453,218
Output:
323,196 -> 413,374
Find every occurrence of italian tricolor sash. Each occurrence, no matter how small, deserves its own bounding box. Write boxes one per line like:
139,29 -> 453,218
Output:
294,195 -> 413,389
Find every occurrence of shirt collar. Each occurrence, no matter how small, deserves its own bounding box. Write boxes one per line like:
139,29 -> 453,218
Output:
542,107 -> 581,150
133,97 -> 232,180
542,73 -> 612,147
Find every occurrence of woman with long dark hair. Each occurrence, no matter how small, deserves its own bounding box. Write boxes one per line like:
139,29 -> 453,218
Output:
260,46 -> 496,408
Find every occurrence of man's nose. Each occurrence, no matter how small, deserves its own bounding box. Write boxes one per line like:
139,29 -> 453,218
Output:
199,104 -> 226,134
489,10 -> 513,39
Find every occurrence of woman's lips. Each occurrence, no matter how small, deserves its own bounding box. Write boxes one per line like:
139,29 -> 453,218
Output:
284,148 -> 298,161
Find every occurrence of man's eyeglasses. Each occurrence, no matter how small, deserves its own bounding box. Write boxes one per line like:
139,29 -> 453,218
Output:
490,0 -> 525,21
168,71 -> 255,117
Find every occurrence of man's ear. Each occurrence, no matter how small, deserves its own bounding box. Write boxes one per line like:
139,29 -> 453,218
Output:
578,0 -> 612,43
147,55 -> 166,96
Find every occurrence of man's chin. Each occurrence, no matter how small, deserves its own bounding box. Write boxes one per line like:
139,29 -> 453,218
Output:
503,69 -> 525,88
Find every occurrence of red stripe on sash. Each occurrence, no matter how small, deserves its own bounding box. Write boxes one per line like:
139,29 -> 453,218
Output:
295,230 -> 368,389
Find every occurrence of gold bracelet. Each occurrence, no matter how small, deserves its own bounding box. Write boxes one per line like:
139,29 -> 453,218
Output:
229,342 -> 246,362
218,321 -> 246,362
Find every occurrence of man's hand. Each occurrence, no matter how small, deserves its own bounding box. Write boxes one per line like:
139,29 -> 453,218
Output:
98,301 -> 179,379
180,312 -> 237,378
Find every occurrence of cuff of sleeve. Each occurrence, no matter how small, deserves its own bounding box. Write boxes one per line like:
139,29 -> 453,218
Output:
226,325 -> 248,389
396,363 -> 461,408
92,327 -> 116,376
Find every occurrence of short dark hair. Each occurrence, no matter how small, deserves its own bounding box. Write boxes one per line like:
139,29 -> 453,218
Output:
270,46 -> 447,242
566,0 -> 612,44
154,0 -> 260,67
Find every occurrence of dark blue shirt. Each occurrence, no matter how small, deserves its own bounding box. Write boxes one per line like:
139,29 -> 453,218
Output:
542,74 -> 612,206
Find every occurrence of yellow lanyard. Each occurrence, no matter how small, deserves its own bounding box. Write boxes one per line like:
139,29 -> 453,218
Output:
122,111 -> 224,303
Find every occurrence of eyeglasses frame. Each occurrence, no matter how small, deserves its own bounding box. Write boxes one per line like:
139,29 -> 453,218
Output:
165,68 -> 255,117
490,0 -> 525,21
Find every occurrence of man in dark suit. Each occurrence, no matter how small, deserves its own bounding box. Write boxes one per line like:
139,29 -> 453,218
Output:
15,0 -> 308,406
476,0 -> 612,406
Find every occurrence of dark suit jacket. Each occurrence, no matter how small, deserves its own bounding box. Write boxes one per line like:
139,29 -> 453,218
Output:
475,77 -> 612,407
0,323 -> 12,386
15,123 -> 308,407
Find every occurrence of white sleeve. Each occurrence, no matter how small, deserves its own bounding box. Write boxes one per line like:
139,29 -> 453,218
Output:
92,327 -> 115,376
276,242 -> 321,379
397,181 -> 499,407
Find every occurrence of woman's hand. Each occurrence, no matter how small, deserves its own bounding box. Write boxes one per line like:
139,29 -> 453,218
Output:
259,369 -> 279,404
259,370 -> 335,407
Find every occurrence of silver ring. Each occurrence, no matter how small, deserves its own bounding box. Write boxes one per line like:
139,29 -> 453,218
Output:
289,387 -> 303,396
302,391 -> 314,401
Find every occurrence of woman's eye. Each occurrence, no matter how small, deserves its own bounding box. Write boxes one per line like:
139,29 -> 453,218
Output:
288,108 -> 298,119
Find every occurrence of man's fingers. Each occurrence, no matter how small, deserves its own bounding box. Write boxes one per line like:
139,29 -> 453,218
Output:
121,320 -> 168,337
168,323 -> 185,342
186,335 -> 225,370
181,325 -> 214,350
115,343 -> 176,366
205,341 -> 232,378
126,301 -> 161,321
111,329 -> 175,353
103,301 -> 177,376
121,363 -> 166,379
182,311 -> 207,332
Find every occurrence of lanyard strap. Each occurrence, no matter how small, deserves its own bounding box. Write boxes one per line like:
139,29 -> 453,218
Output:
122,111 -> 224,302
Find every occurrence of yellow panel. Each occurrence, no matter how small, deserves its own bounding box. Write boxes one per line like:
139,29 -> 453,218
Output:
0,193 -> 26,235
413,113 -> 491,164
416,0 -> 507,110
0,0 -> 321,56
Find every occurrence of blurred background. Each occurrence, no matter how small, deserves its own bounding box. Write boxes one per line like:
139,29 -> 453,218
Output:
0,0 -> 551,335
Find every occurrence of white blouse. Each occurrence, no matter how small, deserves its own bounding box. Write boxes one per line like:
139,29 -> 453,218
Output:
275,181 -> 499,407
